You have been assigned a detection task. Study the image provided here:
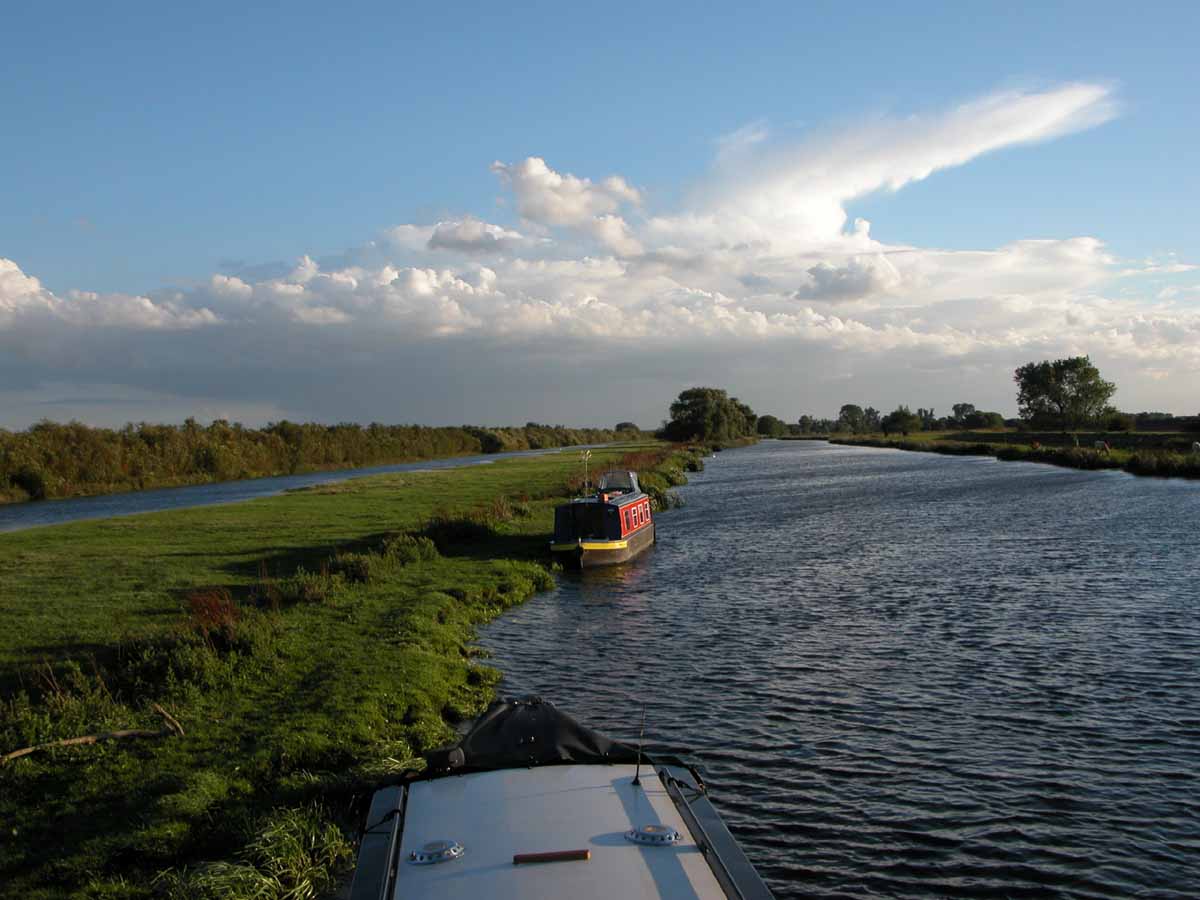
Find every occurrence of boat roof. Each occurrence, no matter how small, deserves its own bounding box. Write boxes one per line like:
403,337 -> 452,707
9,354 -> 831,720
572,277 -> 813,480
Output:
351,699 -> 774,900
566,490 -> 647,508
392,764 -> 726,900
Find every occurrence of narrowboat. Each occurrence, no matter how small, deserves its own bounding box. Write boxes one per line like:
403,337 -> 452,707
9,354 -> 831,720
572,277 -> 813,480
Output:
550,470 -> 655,568
350,696 -> 774,900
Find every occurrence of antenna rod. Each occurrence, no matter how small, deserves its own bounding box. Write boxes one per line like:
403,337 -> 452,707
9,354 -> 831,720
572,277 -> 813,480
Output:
632,702 -> 646,787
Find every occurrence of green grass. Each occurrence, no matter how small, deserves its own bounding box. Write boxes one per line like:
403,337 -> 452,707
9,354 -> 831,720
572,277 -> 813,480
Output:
0,442 -> 699,899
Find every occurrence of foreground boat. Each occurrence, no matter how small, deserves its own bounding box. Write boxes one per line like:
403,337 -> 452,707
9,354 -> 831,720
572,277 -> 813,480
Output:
350,696 -> 773,899
550,470 -> 656,568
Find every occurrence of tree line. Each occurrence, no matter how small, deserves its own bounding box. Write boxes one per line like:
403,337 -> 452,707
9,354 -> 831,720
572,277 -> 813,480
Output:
670,358 -> 1197,443
0,419 -> 638,502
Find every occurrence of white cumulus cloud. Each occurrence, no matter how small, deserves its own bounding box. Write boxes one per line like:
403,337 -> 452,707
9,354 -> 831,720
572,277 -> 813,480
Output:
5,81 -> 1198,427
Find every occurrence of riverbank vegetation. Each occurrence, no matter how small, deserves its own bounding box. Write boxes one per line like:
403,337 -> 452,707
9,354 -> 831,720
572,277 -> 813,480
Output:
804,356 -> 1199,479
0,441 -> 702,898
0,420 -> 641,504
831,430 -> 1200,480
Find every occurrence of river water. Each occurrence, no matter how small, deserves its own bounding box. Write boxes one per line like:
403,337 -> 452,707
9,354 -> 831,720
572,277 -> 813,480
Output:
479,440 -> 1200,899
0,447 -> 573,534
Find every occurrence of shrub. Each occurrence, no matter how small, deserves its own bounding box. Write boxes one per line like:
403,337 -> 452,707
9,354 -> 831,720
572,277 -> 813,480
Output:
487,495 -> 514,522
278,567 -> 341,605
1127,450 -> 1200,478
329,552 -> 377,584
381,533 -> 439,565
187,588 -> 240,645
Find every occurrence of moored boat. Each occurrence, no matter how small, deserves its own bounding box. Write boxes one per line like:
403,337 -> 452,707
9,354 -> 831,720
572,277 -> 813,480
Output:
350,696 -> 774,899
549,470 -> 655,568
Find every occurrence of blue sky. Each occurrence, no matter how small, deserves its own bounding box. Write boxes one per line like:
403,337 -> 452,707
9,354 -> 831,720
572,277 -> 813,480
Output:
2,1 -> 1198,426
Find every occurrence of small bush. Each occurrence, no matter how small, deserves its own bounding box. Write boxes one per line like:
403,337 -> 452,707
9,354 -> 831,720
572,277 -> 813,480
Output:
329,552 -> 378,584
487,496 -> 514,522
188,588 -> 240,645
1127,450 -> 1200,478
278,567 -> 341,605
381,533 -> 439,565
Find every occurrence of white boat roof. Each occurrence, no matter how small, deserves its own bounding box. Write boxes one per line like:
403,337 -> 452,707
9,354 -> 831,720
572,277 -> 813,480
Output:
393,764 -> 726,900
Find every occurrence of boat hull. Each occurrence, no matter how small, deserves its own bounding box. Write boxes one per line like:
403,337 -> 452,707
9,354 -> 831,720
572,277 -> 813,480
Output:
550,522 -> 655,569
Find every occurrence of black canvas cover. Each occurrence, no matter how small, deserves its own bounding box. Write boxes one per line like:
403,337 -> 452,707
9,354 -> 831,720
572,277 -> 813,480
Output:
422,696 -> 640,776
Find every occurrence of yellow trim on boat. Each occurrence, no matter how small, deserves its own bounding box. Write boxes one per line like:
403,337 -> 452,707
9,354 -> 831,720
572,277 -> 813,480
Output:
550,540 -> 629,551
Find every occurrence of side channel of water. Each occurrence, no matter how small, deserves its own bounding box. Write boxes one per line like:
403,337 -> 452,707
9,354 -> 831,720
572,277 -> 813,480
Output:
479,440 -> 1200,899
0,446 -> 581,534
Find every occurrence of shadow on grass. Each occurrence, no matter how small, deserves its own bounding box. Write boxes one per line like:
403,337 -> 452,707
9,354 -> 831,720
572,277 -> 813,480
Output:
425,530 -> 548,563
218,532 -> 399,582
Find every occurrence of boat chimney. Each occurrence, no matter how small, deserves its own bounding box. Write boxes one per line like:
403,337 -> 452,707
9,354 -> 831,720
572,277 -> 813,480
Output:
632,703 -> 646,788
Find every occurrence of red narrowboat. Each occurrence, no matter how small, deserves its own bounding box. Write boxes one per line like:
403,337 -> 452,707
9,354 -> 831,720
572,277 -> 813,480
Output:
550,470 -> 655,568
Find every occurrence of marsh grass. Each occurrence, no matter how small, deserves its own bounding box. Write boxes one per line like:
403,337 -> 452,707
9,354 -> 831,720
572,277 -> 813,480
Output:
833,434 -> 1200,480
154,804 -> 353,900
0,441 -> 690,897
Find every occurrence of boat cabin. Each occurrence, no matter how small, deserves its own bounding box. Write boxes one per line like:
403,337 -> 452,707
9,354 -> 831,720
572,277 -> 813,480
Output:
550,471 -> 656,567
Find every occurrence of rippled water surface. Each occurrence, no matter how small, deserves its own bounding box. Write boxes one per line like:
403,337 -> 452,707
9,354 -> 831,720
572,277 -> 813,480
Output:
479,441 -> 1200,899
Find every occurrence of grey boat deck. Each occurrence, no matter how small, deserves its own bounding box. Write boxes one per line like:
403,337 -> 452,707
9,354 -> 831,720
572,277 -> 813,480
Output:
386,764 -> 726,899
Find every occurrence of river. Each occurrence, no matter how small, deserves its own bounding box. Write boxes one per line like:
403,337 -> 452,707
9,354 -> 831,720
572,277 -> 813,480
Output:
0,447 -> 574,534
479,440 -> 1200,899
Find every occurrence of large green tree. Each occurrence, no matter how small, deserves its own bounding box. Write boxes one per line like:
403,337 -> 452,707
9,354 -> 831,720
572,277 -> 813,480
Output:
882,405 -> 922,435
661,387 -> 757,442
837,404 -> 866,433
1014,356 -> 1116,431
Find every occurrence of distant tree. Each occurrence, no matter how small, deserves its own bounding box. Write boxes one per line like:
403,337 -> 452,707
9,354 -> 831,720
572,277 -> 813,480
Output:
1104,410 -> 1136,432
863,407 -> 881,432
963,411 -> 1005,429
917,407 -> 938,430
797,415 -> 815,434
951,402 -> 976,426
756,414 -> 787,437
1014,356 -> 1116,431
882,405 -> 923,435
732,398 -> 758,436
614,421 -> 639,432
660,387 -> 757,442
837,404 -> 866,434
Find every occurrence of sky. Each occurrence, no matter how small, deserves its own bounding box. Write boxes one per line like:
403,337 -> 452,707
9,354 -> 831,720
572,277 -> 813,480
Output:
2,0 -> 1198,429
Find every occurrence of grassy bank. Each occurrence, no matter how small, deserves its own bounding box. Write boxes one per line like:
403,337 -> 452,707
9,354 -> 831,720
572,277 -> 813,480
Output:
831,431 -> 1200,480
0,420 -> 642,504
0,442 -> 700,898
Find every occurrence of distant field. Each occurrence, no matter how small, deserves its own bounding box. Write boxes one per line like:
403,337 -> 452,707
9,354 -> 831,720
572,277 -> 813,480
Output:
0,442 -> 698,898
